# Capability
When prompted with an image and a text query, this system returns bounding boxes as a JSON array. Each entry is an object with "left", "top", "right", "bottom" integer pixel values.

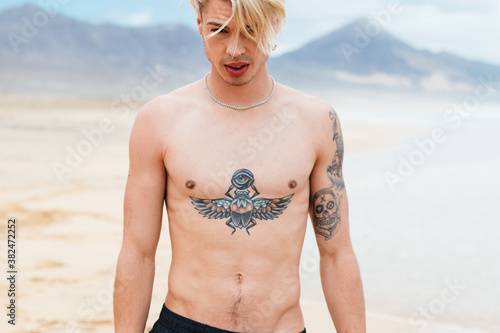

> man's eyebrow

[
  {"left": 206, "top": 21, "right": 226, "bottom": 28},
  {"left": 206, "top": 21, "right": 254, "bottom": 32}
]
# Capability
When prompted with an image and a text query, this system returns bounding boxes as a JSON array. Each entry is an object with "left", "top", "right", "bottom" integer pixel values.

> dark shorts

[{"left": 149, "top": 304, "right": 306, "bottom": 333}]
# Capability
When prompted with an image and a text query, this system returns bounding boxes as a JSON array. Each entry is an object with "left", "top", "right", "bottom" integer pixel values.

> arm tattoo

[
  {"left": 312, "top": 109, "right": 345, "bottom": 241},
  {"left": 312, "top": 188, "right": 342, "bottom": 241},
  {"left": 327, "top": 109, "right": 345, "bottom": 190}
]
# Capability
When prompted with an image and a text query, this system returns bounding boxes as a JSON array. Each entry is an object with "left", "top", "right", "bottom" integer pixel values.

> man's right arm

[{"left": 114, "top": 101, "right": 167, "bottom": 332}]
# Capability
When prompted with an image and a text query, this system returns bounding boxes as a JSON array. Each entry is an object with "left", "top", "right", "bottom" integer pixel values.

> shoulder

[
  {"left": 129, "top": 80, "right": 204, "bottom": 155},
  {"left": 139, "top": 80, "right": 202, "bottom": 119},
  {"left": 133, "top": 80, "right": 204, "bottom": 131},
  {"left": 276, "top": 83, "right": 339, "bottom": 136},
  {"left": 277, "top": 83, "right": 336, "bottom": 118}
]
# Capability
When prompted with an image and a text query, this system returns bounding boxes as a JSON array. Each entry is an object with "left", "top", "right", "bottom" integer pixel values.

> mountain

[
  {"left": 0, "top": 5, "right": 209, "bottom": 95},
  {"left": 1, "top": 6, "right": 499, "bottom": 96},
  {"left": 269, "top": 19, "right": 500, "bottom": 92}
]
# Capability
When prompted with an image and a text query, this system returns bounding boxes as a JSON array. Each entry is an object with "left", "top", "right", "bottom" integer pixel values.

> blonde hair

[{"left": 190, "top": 0, "right": 286, "bottom": 55}]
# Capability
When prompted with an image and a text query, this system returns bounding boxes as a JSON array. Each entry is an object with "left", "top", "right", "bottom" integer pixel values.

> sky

[{"left": 1, "top": 0, "right": 499, "bottom": 66}]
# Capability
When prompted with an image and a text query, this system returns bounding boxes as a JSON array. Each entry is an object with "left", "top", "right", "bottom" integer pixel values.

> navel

[
  {"left": 236, "top": 273, "right": 243, "bottom": 283},
  {"left": 289, "top": 180, "right": 297, "bottom": 189},
  {"left": 185, "top": 180, "right": 196, "bottom": 189}
]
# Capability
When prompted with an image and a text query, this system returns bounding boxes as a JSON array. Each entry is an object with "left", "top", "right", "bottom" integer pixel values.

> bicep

[
  {"left": 122, "top": 105, "right": 166, "bottom": 259},
  {"left": 309, "top": 107, "right": 351, "bottom": 254}
]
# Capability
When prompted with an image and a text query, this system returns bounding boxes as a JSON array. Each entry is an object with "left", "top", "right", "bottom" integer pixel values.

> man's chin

[{"left": 220, "top": 73, "right": 252, "bottom": 87}]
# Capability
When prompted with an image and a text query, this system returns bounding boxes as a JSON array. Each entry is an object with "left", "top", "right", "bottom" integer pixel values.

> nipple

[
  {"left": 289, "top": 180, "right": 297, "bottom": 189},
  {"left": 186, "top": 180, "right": 196, "bottom": 189}
]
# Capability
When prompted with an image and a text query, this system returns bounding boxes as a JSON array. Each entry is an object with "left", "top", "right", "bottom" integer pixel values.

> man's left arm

[{"left": 309, "top": 106, "right": 366, "bottom": 332}]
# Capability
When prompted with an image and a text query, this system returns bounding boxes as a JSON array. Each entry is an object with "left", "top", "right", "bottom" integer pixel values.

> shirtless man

[{"left": 113, "top": 0, "right": 366, "bottom": 332}]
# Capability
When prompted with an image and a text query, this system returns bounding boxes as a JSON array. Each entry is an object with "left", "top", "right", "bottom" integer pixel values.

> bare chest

[{"left": 164, "top": 108, "right": 315, "bottom": 200}]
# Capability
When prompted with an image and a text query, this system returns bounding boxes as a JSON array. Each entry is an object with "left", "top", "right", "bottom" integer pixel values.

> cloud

[
  {"left": 387, "top": 3, "right": 500, "bottom": 65},
  {"left": 334, "top": 71, "right": 413, "bottom": 88},
  {"left": 116, "top": 9, "right": 155, "bottom": 27},
  {"left": 405, "top": 0, "right": 497, "bottom": 13}
]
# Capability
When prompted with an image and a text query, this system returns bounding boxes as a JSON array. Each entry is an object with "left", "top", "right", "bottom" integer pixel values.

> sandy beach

[{"left": 1, "top": 92, "right": 498, "bottom": 332}]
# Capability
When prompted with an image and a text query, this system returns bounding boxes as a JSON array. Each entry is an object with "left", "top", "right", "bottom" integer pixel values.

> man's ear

[{"left": 196, "top": 10, "right": 203, "bottom": 35}]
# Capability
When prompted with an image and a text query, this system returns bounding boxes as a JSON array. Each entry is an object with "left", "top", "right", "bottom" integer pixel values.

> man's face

[{"left": 197, "top": 0, "right": 269, "bottom": 86}]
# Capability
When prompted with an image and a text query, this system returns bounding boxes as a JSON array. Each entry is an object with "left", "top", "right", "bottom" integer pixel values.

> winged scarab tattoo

[{"left": 190, "top": 169, "right": 294, "bottom": 235}]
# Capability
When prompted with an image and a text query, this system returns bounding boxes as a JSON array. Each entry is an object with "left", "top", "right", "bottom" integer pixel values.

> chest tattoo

[{"left": 190, "top": 169, "right": 294, "bottom": 235}]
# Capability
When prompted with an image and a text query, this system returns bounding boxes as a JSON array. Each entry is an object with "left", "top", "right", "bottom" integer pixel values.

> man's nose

[{"left": 226, "top": 34, "right": 245, "bottom": 58}]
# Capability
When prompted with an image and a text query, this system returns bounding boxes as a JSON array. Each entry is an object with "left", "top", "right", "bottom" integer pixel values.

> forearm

[
  {"left": 320, "top": 249, "right": 366, "bottom": 333},
  {"left": 114, "top": 249, "right": 156, "bottom": 333}
]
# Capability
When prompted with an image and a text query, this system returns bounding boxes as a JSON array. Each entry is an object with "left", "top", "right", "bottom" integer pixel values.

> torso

[{"left": 151, "top": 80, "right": 327, "bottom": 332}]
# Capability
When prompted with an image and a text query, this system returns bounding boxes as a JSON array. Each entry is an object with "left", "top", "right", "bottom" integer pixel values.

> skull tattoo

[{"left": 312, "top": 188, "right": 342, "bottom": 240}]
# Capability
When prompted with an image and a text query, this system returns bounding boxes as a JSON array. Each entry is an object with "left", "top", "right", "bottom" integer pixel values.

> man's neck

[{"left": 206, "top": 67, "right": 274, "bottom": 109}]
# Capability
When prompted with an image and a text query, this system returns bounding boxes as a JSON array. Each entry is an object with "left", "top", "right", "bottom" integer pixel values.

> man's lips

[
  {"left": 225, "top": 62, "right": 249, "bottom": 69},
  {"left": 225, "top": 63, "right": 249, "bottom": 76}
]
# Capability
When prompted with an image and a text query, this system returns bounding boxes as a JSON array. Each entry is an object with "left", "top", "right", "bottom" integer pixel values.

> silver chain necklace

[{"left": 204, "top": 73, "right": 276, "bottom": 111}]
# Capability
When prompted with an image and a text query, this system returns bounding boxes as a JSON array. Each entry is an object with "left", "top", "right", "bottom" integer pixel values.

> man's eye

[
  {"left": 211, "top": 29, "right": 227, "bottom": 34},
  {"left": 245, "top": 25, "right": 255, "bottom": 35}
]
